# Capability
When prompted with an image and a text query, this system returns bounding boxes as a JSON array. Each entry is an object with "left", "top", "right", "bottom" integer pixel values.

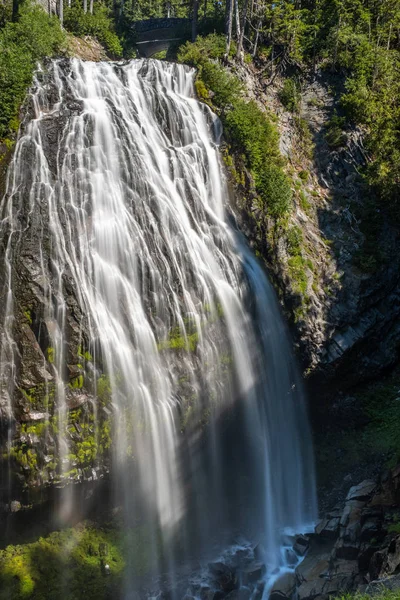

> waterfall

[{"left": 0, "top": 58, "right": 316, "bottom": 597}]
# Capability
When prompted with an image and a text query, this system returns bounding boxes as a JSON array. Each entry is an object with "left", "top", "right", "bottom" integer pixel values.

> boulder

[
  {"left": 369, "top": 536, "right": 400, "bottom": 580},
  {"left": 346, "top": 480, "right": 377, "bottom": 502},
  {"left": 240, "top": 562, "right": 265, "bottom": 585},
  {"left": 293, "top": 535, "right": 310, "bottom": 556},
  {"left": 315, "top": 517, "right": 340, "bottom": 539},
  {"left": 224, "top": 588, "right": 252, "bottom": 600},
  {"left": 208, "top": 562, "right": 237, "bottom": 593},
  {"left": 360, "top": 520, "right": 382, "bottom": 543},
  {"left": 269, "top": 572, "right": 296, "bottom": 600},
  {"left": 334, "top": 539, "right": 360, "bottom": 560},
  {"left": 358, "top": 543, "right": 380, "bottom": 572},
  {"left": 297, "top": 577, "right": 326, "bottom": 600}
]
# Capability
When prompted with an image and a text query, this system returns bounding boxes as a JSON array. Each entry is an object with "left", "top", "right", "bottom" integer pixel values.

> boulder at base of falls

[
  {"left": 208, "top": 562, "right": 238, "bottom": 593},
  {"left": 224, "top": 588, "right": 252, "bottom": 600},
  {"left": 292, "top": 468, "right": 400, "bottom": 599},
  {"left": 269, "top": 572, "right": 296, "bottom": 600}
]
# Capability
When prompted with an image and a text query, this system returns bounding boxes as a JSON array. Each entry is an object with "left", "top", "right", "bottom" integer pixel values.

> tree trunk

[
  {"left": 83, "top": 0, "right": 87, "bottom": 13},
  {"left": 237, "top": 0, "right": 249, "bottom": 59},
  {"left": 89, "top": 0, "right": 93, "bottom": 13},
  {"left": 235, "top": 0, "right": 241, "bottom": 40},
  {"left": 12, "top": 0, "right": 18, "bottom": 21},
  {"left": 252, "top": 18, "right": 262, "bottom": 56},
  {"left": 59, "top": 0, "right": 63, "bottom": 27},
  {"left": 225, "top": 0, "right": 233, "bottom": 56},
  {"left": 333, "top": 13, "right": 342, "bottom": 68},
  {"left": 192, "top": 0, "right": 199, "bottom": 41}
]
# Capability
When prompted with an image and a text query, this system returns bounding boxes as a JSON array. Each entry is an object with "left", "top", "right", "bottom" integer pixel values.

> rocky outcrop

[
  {"left": 295, "top": 467, "right": 400, "bottom": 600},
  {"left": 228, "top": 62, "right": 400, "bottom": 391}
]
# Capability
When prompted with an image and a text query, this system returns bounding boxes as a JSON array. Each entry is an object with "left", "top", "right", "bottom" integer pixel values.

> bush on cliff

[
  {"left": 64, "top": 1, "right": 122, "bottom": 58},
  {"left": 178, "top": 35, "right": 292, "bottom": 220},
  {"left": 0, "top": 3, "right": 65, "bottom": 141}
]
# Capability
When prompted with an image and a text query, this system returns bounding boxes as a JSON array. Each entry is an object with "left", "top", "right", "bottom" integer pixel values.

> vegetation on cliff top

[
  {"left": 0, "top": 2, "right": 65, "bottom": 141},
  {"left": 0, "top": 0, "right": 120, "bottom": 147},
  {"left": 178, "top": 34, "right": 293, "bottom": 221}
]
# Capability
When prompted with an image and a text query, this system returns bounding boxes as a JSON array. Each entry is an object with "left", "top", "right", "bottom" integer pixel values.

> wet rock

[
  {"left": 315, "top": 517, "right": 340, "bottom": 539},
  {"left": 208, "top": 562, "right": 237, "bottom": 593},
  {"left": 334, "top": 538, "right": 360, "bottom": 560},
  {"left": 284, "top": 548, "right": 298, "bottom": 567},
  {"left": 293, "top": 535, "right": 310, "bottom": 556},
  {"left": 296, "top": 549, "right": 331, "bottom": 585},
  {"left": 358, "top": 543, "right": 380, "bottom": 572},
  {"left": 224, "top": 588, "right": 252, "bottom": 600},
  {"left": 360, "top": 506, "right": 383, "bottom": 527},
  {"left": 346, "top": 480, "right": 377, "bottom": 502},
  {"left": 297, "top": 576, "right": 326, "bottom": 600},
  {"left": 269, "top": 572, "right": 296, "bottom": 600},
  {"left": 240, "top": 562, "right": 265, "bottom": 585},
  {"left": 360, "top": 520, "right": 382, "bottom": 542}
]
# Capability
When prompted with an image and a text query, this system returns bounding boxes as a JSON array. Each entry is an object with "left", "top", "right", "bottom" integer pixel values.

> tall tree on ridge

[
  {"left": 237, "top": 0, "right": 249, "bottom": 59},
  {"left": 192, "top": 0, "right": 199, "bottom": 40},
  {"left": 225, "top": 0, "right": 234, "bottom": 55}
]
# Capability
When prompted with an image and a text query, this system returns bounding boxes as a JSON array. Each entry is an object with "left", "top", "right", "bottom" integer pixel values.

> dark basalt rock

[{"left": 294, "top": 468, "right": 400, "bottom": 600}]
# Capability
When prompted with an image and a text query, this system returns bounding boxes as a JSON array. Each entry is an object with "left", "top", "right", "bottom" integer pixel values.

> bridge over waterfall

[{"left": 133, "top": 18, "right": 191, "bottom": 57}]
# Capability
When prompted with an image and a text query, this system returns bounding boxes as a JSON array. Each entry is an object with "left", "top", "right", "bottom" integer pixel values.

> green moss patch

[{"left": 0, "top": 522, "right": 124, "bottom": 600}]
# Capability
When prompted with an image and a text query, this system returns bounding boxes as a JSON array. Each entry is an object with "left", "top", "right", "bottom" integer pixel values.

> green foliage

[
  {"left": 325, "top": 113, "right": 347, "bottom": 149},
  {"left": 225, "top": 100, "right": 280, "bottom": 171},
  {"left": 0, "top": 3, "right": 65, "bottom": 139},
  {"left": 287, "top": 226, "right": 303, "bottom": 255},
  {"left": 157, "top": 326, "right": 199, "bottom": 353},
  {"left": 256, "top": 164, "right": 293, "bottom": 218},
  {"left": 0, "top": 523, "right": 124, "bottom": 600},
  {"left": 201, "top": 61, "right": 243, "bottom": 109},
  {"left": 279, "top": 78, "right": 300, "bottom": 113},
  {"left": 336, "top": 592, "right": 400, "bottom": 600},
  {"left": 178, "top": 35, "right": 291, "bottom": 221},
  {"left": 151, "top": 49, "right": 167, "bottom": 60},
  {"left": 287, "top": 255, "right": 309, "bottom": 296},
  {"left": 177, "top": 33, "right": 229, "bottom": 66},
  {"left": 64, "top": 2, "right": 122, "bottom": 57}
]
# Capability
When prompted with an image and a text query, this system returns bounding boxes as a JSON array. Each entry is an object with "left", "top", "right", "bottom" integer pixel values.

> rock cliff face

[
  {"left": 291, "top": 468, "right": 400, "bottom": 600},
  {"left": 227, "top": 63, "right": 400, "bottom": 394}
]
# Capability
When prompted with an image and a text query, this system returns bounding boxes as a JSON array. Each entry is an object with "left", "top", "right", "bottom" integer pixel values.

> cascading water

[{"left": 0, "top": 58, "right": 317, "bottom": 597}]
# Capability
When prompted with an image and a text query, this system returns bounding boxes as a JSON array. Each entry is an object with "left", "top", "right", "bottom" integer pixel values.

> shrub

[
  {"left": 225, "top": 100, "right": 280, "bottom": 171},
  {"left": 325, "top": 113, "right": 347, "bottom": 149},
  {"left": 64, "top": 2, "right": 122, "bottom": 58},
  {"left": 0, "top": 3, "right": 65, "bottom": 140},
  {"left": 178, "top": 34, "right": 291, "bottom": 222},
  {"left": 287, "top": 226, "right": 303, "bottom": 255},
  {"left": 200, "top": 61, "right": 243, "bottom": 109},
  {"left": 257, "top": 164, "right": 293, "bottom": 218},
  {"left": 177, "top": 33, "right": 234, "bottom": 68},
  {"left": 279, "top": 78, "right": 301, "bottom": 112}
]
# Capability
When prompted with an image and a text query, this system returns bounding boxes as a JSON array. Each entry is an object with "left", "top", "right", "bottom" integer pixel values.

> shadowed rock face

[
  {"left": 294, "top": 467, "right": 400, "bottom": 600},
  {"left": 226, "top": 65, "right": 400, "bottom": 396}
]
